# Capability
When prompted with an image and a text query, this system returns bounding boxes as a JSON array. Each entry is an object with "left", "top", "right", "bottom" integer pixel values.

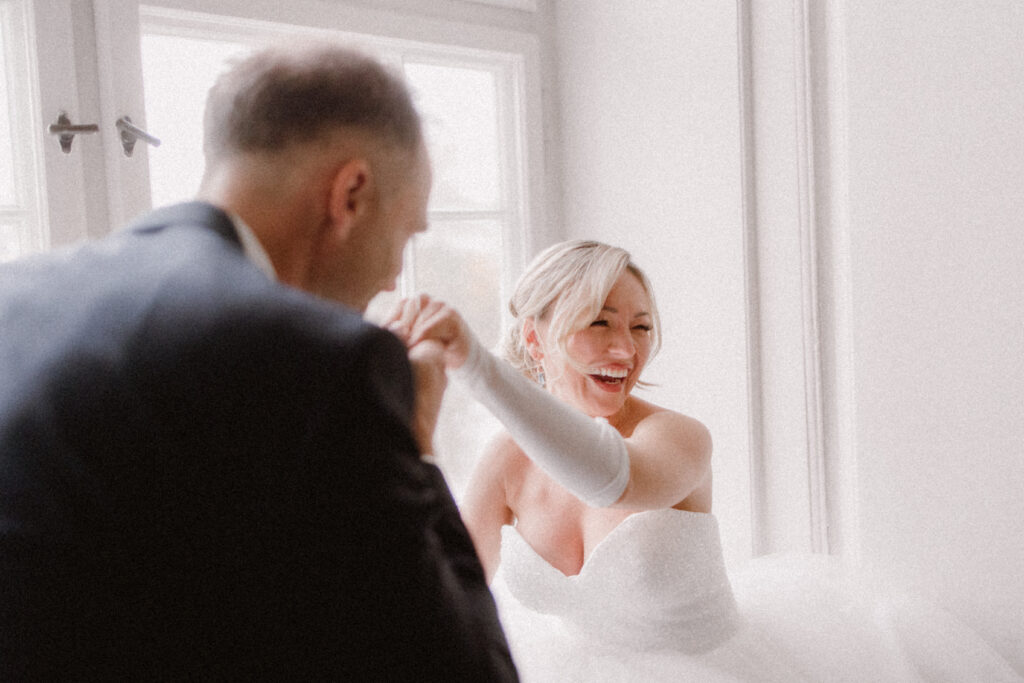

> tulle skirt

[{"left": 491, "top": 554, "right": 1022, "bottom": 682}]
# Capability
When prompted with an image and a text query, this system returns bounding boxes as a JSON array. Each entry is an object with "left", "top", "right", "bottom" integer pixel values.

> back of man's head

[{"left": 202, "top": 42, "right": 422, "bottom": 165}]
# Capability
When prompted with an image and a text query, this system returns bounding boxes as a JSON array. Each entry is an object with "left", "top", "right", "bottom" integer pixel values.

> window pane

[
  {"left": 0, "top": 11, "right": 15, "bottom": 206},
  {"left": 411, "top": 219, "right": 505, "bottom": 497},
  {"left": 412, "top": 218, "right": 503, "bottom": 349},
  {"left": 404, "top": 62, "right": 502, "bottom": 213},
  {"left": 141, "top": 34, "right": 252, "bottom": 208}
]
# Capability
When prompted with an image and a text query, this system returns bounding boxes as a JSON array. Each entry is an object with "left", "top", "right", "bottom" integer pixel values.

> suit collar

[
  {"left": 129, "top": 201, "right": 279, "bottom": 281},
  {"left": 128, "top": 201, "right": 241, "bottom": 248},
  {"left": 226, "top": 212, "right": 277, "bottom": 281}
]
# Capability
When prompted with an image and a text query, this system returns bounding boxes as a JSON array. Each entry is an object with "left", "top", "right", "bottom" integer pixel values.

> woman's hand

[{"left": 383, "top": 294, "right": 474, "bottom": 370}]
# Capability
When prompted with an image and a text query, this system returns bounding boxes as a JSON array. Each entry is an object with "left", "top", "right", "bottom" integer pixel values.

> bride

[{"left": 387, "top": 240, "right": 1020, "bottom": 682}]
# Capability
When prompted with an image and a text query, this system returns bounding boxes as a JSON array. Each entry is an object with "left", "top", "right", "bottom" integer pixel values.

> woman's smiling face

[{"left": 530, "top": 270, "right": 654, "bottom": 418}]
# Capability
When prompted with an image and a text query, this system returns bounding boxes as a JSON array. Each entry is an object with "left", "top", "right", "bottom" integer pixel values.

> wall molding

[
  {"left": 791, "top": 0, "right": 830, "bottom": 554},
  {"left": 737, "top": 0, "right": 850, "bottom": 556},
  {"left": 807, "top": 0, "right": 860, "bottom": 562},
  {"left": 736, "top": 0, "right": 768, "bottom": 557}
]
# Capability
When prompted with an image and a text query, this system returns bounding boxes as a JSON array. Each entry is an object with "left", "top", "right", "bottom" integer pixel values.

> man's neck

[{"left": 197, "top": 163, "right": 323, "bottom": 290}]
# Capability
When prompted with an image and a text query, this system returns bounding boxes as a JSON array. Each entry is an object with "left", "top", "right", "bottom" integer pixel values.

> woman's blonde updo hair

[{"left": 501, "top": 240, "right": 662, "bottom": 382}]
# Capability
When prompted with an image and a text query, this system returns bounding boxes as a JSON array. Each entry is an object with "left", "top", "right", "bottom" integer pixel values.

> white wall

[
  {"left": 841, "top": 1, "right": 1024, "bottom": 667},
  {"left": 553, "top": 0, "right": 752, "bottom": 565},
  {"left": 553, "top": 0, "right": 1024, "bottom": 669}
]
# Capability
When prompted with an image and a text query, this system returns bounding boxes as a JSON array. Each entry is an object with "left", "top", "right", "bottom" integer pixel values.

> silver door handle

[
  {"left": 48, "top": 112, "right": 99, "bottom": 154},
  {"left": 115, "top": 116, "right": 161, "bottom": 157}
]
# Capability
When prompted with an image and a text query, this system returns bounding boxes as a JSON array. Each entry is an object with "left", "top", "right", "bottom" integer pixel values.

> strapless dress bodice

[{"left": 495, "top": 509, "right": 739, "bottom": 653}]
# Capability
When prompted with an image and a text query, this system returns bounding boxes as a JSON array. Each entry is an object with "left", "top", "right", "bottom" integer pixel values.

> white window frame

[
  {"left": 99, "top": 0, "right": 546, "bottom": 306},
  {"left": 5, "top": 0, "right": 100, "bottom": 256},
  {"left": 0, "top": 0, "right": 47, "bottom": 258}
]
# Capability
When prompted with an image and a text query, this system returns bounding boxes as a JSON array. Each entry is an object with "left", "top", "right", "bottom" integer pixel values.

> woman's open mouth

[{"left": 587, "top": 366, "right": 630, "bottom": 390}]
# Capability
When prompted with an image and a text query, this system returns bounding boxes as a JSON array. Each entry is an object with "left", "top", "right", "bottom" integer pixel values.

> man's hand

[
  {"left": 407, "top": 339, "right": 447, "bottom": 457},
  {"left": 383, "top": 294, "right": 480, "bottom": 456}
]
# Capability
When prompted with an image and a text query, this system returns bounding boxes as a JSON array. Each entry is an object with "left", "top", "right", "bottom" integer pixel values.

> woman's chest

[{"left": 510, "top": 470, "right": 634, "bottom": 575}]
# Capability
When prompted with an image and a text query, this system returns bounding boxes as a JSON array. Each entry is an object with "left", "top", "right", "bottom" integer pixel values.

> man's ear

[
  {"left": 326, "top": 158, "right": 373, "bottom": 241},
  {"left": 523, "top": 318, "right": 544, "bottom": 361}
]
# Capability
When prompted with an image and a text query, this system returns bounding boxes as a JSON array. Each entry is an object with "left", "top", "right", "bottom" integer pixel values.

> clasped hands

[{"left": 383, "top": 293, "right": 474, "bottom": 369}]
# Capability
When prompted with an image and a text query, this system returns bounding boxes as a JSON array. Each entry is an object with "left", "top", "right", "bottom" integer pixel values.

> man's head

[
  {"left": 202, "top": 43, "right": 422, "bottom": 162},
  {"left": 199, "top": 42, "right": 431, "bottom": 311}
]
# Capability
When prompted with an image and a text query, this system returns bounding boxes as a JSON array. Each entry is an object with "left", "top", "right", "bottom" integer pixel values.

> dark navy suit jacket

[{"left": 0, "top": 202, "right": 516, "bottom": 681}]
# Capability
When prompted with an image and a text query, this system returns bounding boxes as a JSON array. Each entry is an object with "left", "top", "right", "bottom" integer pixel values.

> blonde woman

[{"left": 387, "top": 240, "right": 1019, "bottom": 682}]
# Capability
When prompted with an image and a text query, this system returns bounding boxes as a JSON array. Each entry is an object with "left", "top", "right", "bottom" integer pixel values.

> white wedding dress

[{"left": 490, "top": 508, "right": 1021, "bottom": 682}]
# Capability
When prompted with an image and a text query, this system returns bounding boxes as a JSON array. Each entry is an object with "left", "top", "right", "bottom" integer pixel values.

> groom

[{"left": 0, "top": 43, "right": 516, "bottom": 680}]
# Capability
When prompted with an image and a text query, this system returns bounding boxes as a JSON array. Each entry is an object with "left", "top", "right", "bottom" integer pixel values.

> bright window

[{"left": 141, "top": 33, "right": 247, "bottom": 210}]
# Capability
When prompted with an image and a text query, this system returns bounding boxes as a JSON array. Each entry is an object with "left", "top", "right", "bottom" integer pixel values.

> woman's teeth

[
  {"left": 590, "top": 367, "right": 629, "bottom": 378},
  {"left": 589, "top": 367, "right": 629, "bottom": 383}
]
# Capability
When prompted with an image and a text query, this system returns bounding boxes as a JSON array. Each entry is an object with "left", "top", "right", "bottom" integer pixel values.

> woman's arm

[
  {"left": 460, "top": 434, "right": 516, "bottom": 583},
  {"left": 385, "top": 295, "right": 710, "bottom": 511},
  {"left": 457, "top": 338, "right": 711, "bottom": 511},
  {"left": 616, "top": 409, "right": 712, "bottom": 510}
]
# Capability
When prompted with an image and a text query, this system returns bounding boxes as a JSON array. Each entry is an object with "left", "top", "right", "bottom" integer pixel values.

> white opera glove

[{"left": 450, "top": 334, "right": 630, "bottom": 508}]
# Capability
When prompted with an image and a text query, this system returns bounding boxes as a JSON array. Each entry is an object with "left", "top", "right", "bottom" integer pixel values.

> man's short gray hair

[{"left": 203, "top": 42, "right": 422, "bottom": 161}]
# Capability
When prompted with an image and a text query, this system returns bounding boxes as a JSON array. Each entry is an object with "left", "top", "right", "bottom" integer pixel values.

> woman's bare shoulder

[{"left": 629, "top": 398, "right": 712, "bottom": 452}]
